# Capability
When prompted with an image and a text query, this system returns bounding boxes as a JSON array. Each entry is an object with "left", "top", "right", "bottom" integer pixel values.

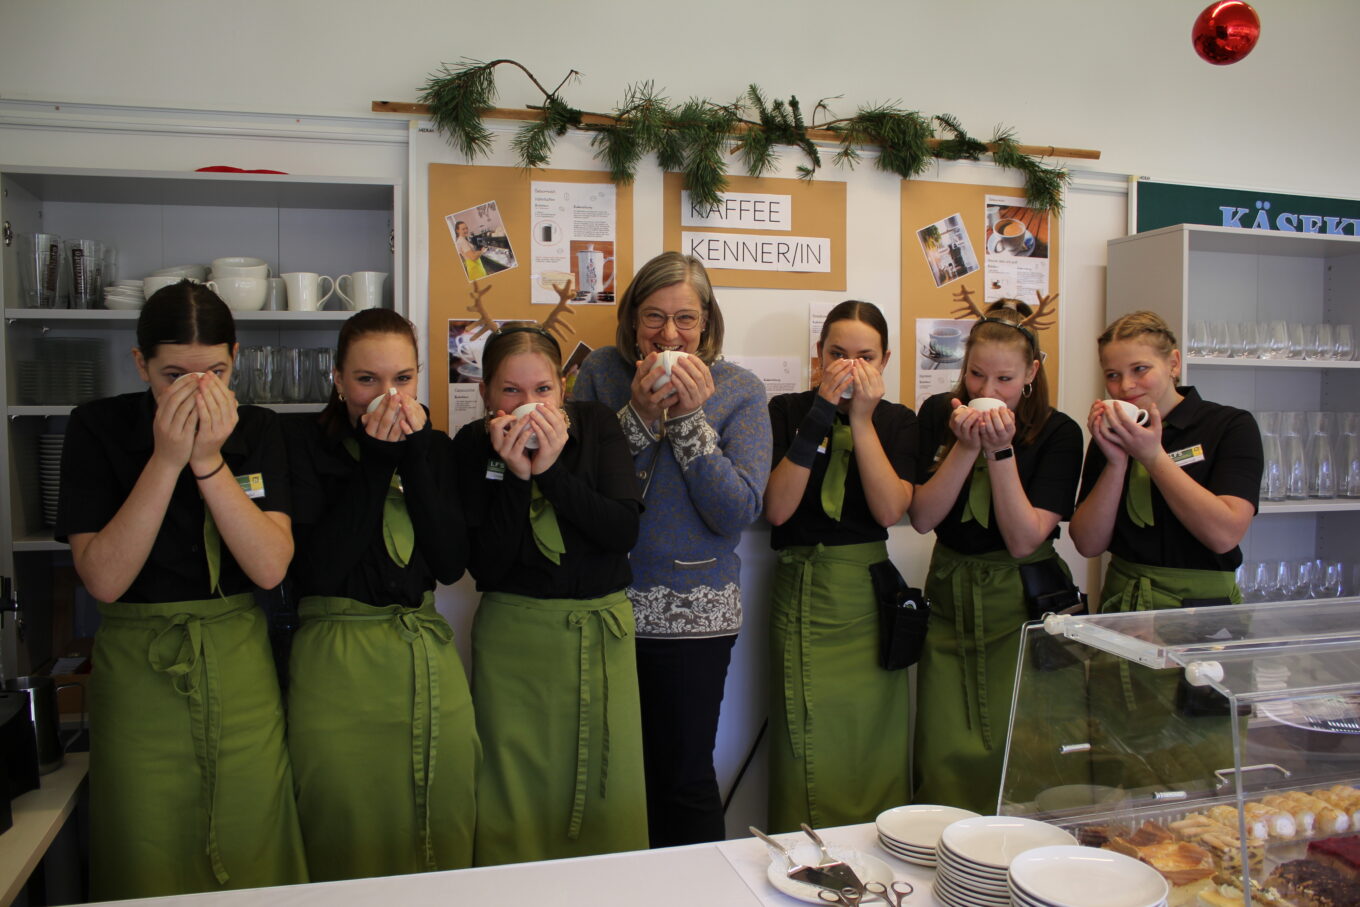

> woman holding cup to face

[
  {"left": 907, "top": 299, "right": 1083, "bottom": 814},
  {"left": 55, "top": 280, "right": 306, "bottom": 899},
  {"left": 283, "top": 309, "right": 479, "bottom": 880},
  {"left": 571, "top": 253, "right": 771, "bottom": 847},
  {"left": 763, "top": 300, "right": 916, "bottom": 831},
  {"left": 452, "top": 323, "right": 647, "bottom": 864},
  {"left": 1069, "top": 312, "right": 1262, "bottom": 786}
]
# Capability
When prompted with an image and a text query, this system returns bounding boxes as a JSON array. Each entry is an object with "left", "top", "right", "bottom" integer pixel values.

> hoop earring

[
  {"left": 1022, "top": 383, "right": 1033, "bottom": 398},
  {"left": 337, "top": 389, "right": 346, "bottom": 402}
]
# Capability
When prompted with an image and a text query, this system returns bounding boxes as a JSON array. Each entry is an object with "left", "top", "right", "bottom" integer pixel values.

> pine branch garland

[{"left": 419, "top": 59, "right": 1070, "bottom": 211}]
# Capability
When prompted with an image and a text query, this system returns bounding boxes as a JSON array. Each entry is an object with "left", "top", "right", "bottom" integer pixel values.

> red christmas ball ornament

[{"left": 1192, "top": 1, "right": 1261, "bottom": 65}]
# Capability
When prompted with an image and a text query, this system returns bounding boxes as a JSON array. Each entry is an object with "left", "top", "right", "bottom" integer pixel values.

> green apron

[
  {"left": 471, "top": 589, "right": 648, "bottom": 865},
  {"left": 912, "top": 541, "right": 1071, "bottom": 815},
  {"left": 1089, "top": 556, "right": 1242, "bottom": 794},
  {"left": 768, "top": 541, "right": 910, "bottom": 832},
  {"left": 287, "top": 592, "right": 480, "bottom": 880},
  {"left": 90, "top": 594, "right": 307, "bottom": 901}
]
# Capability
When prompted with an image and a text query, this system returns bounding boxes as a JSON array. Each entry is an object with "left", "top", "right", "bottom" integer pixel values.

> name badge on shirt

[
  {"left": 486, "top": 458, "right": 507, "bottom": 481},
  {"left": 1169, "top": 445, "right": 1205, "bottom": 468},
  {"left": 236, "top": 473, "right": 265, "bottom": 499}
]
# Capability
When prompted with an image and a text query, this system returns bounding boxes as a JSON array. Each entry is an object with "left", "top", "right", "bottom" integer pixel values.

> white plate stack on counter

[
  {"left": 1008, "top": 845, "right": 1169, "bottom": 907},
  {"left": 874, "top": 804, "right": 978, "bottom": 868},
  {"left": 932, "top": 816, "right": 1077, "bottom": 907}
]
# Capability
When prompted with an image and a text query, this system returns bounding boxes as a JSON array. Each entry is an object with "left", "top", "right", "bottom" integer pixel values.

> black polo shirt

[
  {"left": 285, "top": 413, "right": 467, "bottom": 608},
  {"left": 55, "top": 391, "right": 291, "bottom": 602},
  {"left": 451, "top": 400, "right": 641, "bottom": 599},
  {"left": 914, "top": 392, "right": 1083, "bottom": 555},
  {"left": 1078, "top": 387, "right": 1262, "bottom": 571},
  {"left": 768, "top": 390, "right": 917, "bottom": 549}
]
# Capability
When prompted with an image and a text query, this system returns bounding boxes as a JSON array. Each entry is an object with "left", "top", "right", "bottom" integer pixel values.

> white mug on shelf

[
  {"left": 336, "top": 271, "right": 388, "bottom": 310},
  {"left": 283, "top": 272, "right": 335, "bottom": 312},
  {"left": 206, "top": 276, "right": 268, "bottom": 312}
]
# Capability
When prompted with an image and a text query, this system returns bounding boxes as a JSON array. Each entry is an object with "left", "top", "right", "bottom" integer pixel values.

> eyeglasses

[{"left": 639, "top": 310, "right": 704, "bottom": 331}]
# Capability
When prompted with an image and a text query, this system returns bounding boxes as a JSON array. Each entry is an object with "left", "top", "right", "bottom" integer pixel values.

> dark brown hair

[
  {"left": 817, "top": 299, "right": 890, "bottom": 354},
  {"left": 614, "top": 252, "right": 725, "bottom": 365},
  {"left": 318, "top": 308, "right": 421, "bottom": 436},
  {"left": 136, "top": 279, "right": 236, "bottom": 360},
  {"left": 947, "top": 299, "right": 1052, "bottom": 449}
]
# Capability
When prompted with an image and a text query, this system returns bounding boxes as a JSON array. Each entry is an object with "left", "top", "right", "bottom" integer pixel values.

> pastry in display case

[{"left": 999, "top": 600, "right": 1360, "bottom": 905}]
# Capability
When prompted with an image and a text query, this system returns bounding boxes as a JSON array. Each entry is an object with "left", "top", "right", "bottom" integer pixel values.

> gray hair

[{"left": 613, "top": 252, "right": 725, "bottom": 365}]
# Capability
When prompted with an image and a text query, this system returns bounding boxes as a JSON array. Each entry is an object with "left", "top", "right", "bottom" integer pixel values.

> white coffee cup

[
  {"left": 993, "top": 218, "right": 1031, "bottom": 254},
  {"left": 206, "top": 275, "right": 268, "bottom": 311},
  {"left": 838, "top": 358, "right": 857, "bottom": 399},
  {"left": 366, "top": 387, "right": 399, "bottom": 414},
  {"left": 1104, "top": 398, "right": 1150, "bottom": 425},
  {"left": 283, "top": 272, "right": 335, "bottom": 312},
  {"left": 969, "top": 396, "right": 1008, "bottom": 412},
  {"left": 511, "top": 402, "right": 542, "bottom": 449},
  {"left": 652, "top": 350, "right": 687, "bottom": 391},
  {"left": 927, "top": 327, "right": 963, "bottom": 360},
  {"left": 337, "top": 271, "right": 388, "bottom": 310},
  {"left": 211, "top": 257, "right": 269, "bottom": 280}
]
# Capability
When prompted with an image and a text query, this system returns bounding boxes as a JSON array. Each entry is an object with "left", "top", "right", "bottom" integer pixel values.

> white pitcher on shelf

[{"left": 575, "top": 245, "right": 614, "bottom": 302}]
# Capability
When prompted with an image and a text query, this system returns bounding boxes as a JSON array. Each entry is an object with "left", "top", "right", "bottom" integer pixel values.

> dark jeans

[{"left": 636, "top": 634, "right": 737, "bottom": 848}]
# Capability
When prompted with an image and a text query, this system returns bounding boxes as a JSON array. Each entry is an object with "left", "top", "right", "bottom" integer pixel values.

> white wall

[{"left": 1, "top": 0, "right": 1355, "bottom": 836}]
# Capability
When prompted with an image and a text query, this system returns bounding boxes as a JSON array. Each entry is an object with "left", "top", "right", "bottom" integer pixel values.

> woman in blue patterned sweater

[{"left": 573, "top": 252, "right": 772, "bottom": 846}]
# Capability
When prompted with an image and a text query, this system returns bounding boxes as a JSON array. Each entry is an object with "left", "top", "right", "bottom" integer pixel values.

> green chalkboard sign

[{"left": 1135, "top": 180, "right": 1360, "bottom": 237}]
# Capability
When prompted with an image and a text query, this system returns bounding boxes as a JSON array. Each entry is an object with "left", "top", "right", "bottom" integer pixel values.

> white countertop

[{"left": 86, "top": 821, "right": 943, "bottom": 906}]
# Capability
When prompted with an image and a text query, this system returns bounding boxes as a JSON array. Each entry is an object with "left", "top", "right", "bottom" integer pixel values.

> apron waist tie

[
  {"left": 931, "top": 557, "right": 999, "bottom": 751},
  {"left": 565, "top": 607, "right": 629, "bottom": 840},
  {"left": 140, "top": 603, "right": 251, "bottom": 886},
  {"left": 1110, "top": 575, "right": 1154, "bottom": 712},
  {"left": 299, "top": 594, "right": 452, "bottom": 871}
]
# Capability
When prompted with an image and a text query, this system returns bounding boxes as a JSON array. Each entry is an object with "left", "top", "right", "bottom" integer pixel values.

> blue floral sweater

[{"left": 572, "top": 346, "right": 772, "bottom": 637}]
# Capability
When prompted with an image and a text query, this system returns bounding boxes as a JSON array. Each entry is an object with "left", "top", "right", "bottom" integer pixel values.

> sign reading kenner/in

[
  {"left": 1136, "top": 180, "right": 1360, "bottom": 236},
  {"left": 680, "top": 190, "right": 832, "bottom": 273}
]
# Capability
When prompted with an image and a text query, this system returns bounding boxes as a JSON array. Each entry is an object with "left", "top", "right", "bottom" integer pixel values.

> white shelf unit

[
  {"left": 0, "top": 165, "right": 401, "bottom": 677},
  {"left": 1106, "top": 223, "right": 1360, "bottom": 571}
]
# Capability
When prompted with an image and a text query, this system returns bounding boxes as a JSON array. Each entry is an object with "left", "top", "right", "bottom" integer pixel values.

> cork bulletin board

[
  {"left": 662, "top": 172, "right": 846, "bottom": 290},
  {"left": 900, "top": 180, "right": 1062, "bottom": 408},
  {"left": 427, "top": 163, "right": 634, "bottom": 432}
]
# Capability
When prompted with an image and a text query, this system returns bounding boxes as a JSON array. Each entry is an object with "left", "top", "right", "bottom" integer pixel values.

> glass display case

[{"left": 1001, "top": 600, "right": 1360, "bottom": 905}]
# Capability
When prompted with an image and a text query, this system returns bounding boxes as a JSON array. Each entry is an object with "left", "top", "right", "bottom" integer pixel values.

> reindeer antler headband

[
  {"left": 949, "top": 286, "right": 1058, "bottom": 354},
  {"left": 465, "top": 277, "right": 578, "bottom": 355}
]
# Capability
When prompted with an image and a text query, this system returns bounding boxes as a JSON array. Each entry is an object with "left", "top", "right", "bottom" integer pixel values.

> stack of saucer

[
  {"left": 1008, "top": 845, "right": 1168, "bottom": 907},
  {"left": 39, "top": 433, "right": 64, "bottom": 526},
  {"left": 874, "top": 804, "right": 978, "bottom": 868},
  {"left": 934, "top": 816, "right": 1076, "bottom": 907},
  {"left": 104, "top": 280, "right": 146, "bottom": 310}
]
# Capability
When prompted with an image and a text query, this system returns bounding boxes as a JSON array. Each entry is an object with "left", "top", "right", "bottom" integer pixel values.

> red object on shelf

[{"left": 195, "top": 165, "right": 289, "bottom": 174}]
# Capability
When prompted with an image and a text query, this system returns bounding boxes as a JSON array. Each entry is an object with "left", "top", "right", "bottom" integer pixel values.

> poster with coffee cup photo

[
  {"left": 915, "top": 317, "right": 972, "bottom": 400},
  {"left": 984, "top": 195, "right": 1050, "bottom": 302}
]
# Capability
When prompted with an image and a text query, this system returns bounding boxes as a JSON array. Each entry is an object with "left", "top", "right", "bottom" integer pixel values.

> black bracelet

[{"left": 194, "top": 459, "right": 228, "bottom": 481}]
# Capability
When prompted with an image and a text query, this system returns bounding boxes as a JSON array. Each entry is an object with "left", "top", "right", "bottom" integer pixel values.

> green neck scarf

[
  {"left": 819, "top": 419, "right": 855, "bottom": 521},
  {"left": 1126, "top": 460, "right": 1155, "bottom": 528},
  {"left": 344, "top": 437, "right": 414, "bottom": 567},
  {"left": 960, "top": 454, "right": 991, "bottom": 529},
  {"left": 203, "top": 509, "right": 225, "bottom": 599},
  {"left": 529, "top": 482, "right": 566, "bottom": 565}
]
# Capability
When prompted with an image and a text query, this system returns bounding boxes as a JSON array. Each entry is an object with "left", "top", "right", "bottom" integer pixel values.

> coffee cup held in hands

[
  {"left": 366, "top": 387, "right": 399, "bottom": 415},
  {"left": 651, "top": 350, "right": 687, "bottom": 391},
  {"left": 511, "top": 402, "right": 542, "bottom": 449},
  {"left": 1104, "top": 398, "right": 1150, "bottom": 426},
  {"left": 839, "top": 359, "right": 857, "bottom": 399},
  {"left": 968, "top": 396, "right": 1007, "bottom": 413}
]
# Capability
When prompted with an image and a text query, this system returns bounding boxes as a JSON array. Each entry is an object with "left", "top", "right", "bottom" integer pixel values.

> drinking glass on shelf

[
  {"left": 1281, "top": 412, "right": 1308, "bottom": 500},
  {"left": 1312, "top": 560, "right": 1344, "bottom": 599},
  {"left": 1287, "top": 322, "right": 1307, "bottom": 359},
  {"left": 231, "top": 347, "right": 254, "bottom": 404},
  {"left": 282, "top": 348, "right": 307, "bottom": 403},
  {"left": 1226, "top": 322, "right": 1247, "bottom": 358},
  {"left": 1342, "top": 413, "right": 1360, "bottom": 498},
  {"left": 1207, "top": 321, "right": 1230, "bottom": 358},
  {"left": 1253, "top": 561, "right": 1280, "bottom": 602},
  {"left": 1262, "top": 321, "right": 1289, "bottom": 360},
  {"left": 1308, "top": 323, "right": 1335, "bottom": 361},
  {"left": 1186, "top": 320, "right": 1208, "bottom": 357},
  {"left": 1335, "top": 324, "right": 1356, "bottom": 361},
  {"left": 1239, "top": 322, "right": 1262, "bottom": 358},
  {"left": 1259, "top": 414, "right": 1286, "bottom": 502},
  {"left": 1278, "top": 560, "right": 1312, "bottom": 601},
  {"left": 1308, "top": 412, "right": 1336, "bottom": 498},
  {"left": 1235, "top": 564, "right": 1256, "bottom": 602},
  {"left": 312, "top": 348, "right": 336, "bottom": 403}
]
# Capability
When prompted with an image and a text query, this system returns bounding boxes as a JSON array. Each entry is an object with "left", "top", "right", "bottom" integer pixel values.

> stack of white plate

[
  {"left": 1008, "top": 845, "right": 1169, "bottom": 907},
  {"left": 875, "top": 804, "right": 978, "bottom": 867},
  {"left": 39, "top": 433, "right": 64, "bottom": 526},
  {"left": 933, "top": 816, "right": 1077, "bottom": 907},
  {"left": 104, "top": 280, "right": 146, "bottom": 310}
]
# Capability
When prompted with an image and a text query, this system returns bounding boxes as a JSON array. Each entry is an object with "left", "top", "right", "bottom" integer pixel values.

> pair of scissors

[{"left": 816, "top": 880, "right": 913, "bottom": 906}]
